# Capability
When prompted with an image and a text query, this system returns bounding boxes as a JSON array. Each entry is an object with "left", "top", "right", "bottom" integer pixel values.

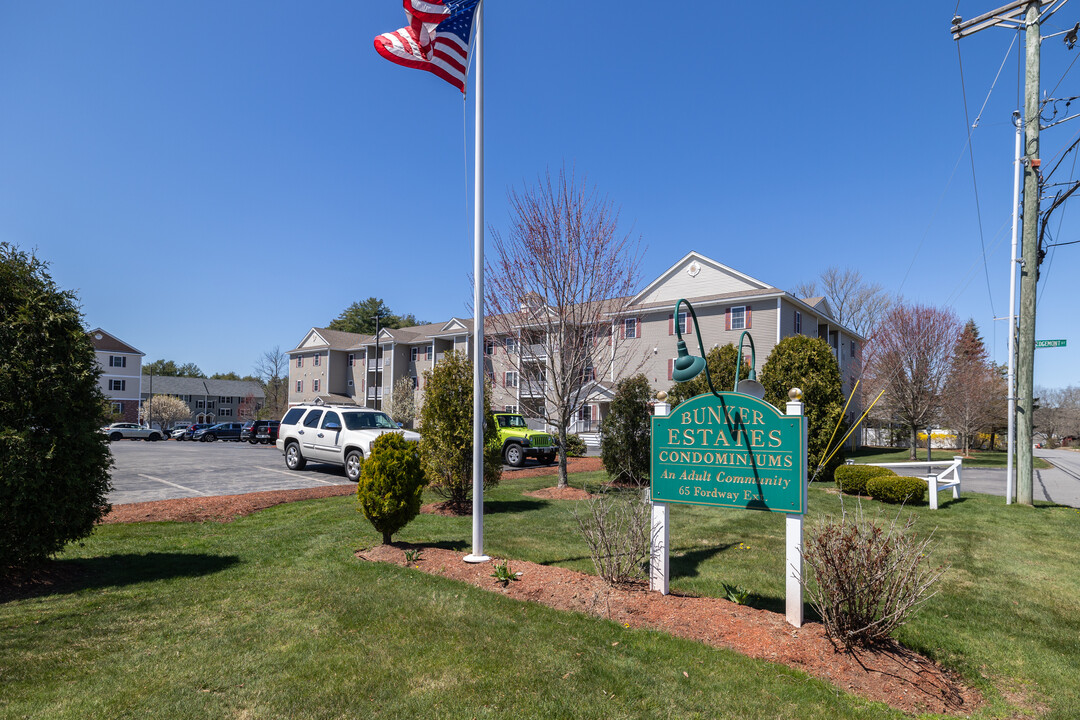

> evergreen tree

[
  {"left": 759, "top": 335, "right": 848, "bottom": 482},
  {"left": 666, "top": 343, "right": 752, "bottom": 407},
  {"left": 600, "top": 374, "right": 652, "bottom": 486},
  {"left": 0, "top": 244, "right": 113, "bottom": 567},
  {"left": 328, "top": 297, "right": 421, "bottom": 335},
  {"left": 942, "top": 320, "right": 1002, "bottom": 454},
  {"left": 357, "top": 432, "right": 426, "bottom": 544}
]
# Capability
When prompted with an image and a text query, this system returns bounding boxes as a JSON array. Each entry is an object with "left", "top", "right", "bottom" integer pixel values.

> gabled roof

[
  {"left": 627, "top": 251, "right": 773, "bottom": 308},
  {"left": 88, "top": 328, "right": 144, "bottom": 355},
  {"left": 142, "top": 376, "right": 265, "bottom": 398},
  {"left": 289, "top": 327, "right": 371, "bottom": 354},
  {"left": 801, "top": 297, "right": 835, "bottom": 321}
]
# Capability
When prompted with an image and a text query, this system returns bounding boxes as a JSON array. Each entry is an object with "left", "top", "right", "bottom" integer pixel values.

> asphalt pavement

[
  {"left": 106, "top": 439, "right": 352, "bottom": 505},
  {"left": 949, "top": 448, "right": 1080, "bottom": 508}
]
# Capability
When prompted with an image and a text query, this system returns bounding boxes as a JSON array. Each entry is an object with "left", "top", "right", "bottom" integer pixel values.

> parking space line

[
  {"left": 254, "top": 466, "right": 344, "bottom": 485},
  {"left": 137, "top": 474, "right": 207, "bottom": 496}
]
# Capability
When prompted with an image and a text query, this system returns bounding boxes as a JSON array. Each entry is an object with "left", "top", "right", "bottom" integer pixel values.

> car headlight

[{"left": 520, "top": 437, "right": 531, "bottom": 447}]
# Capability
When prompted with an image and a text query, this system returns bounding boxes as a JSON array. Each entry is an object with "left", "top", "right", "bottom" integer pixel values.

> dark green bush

[
  {"left": 357, "top": 432, "right": 426, "bottom": 544},
  {"left": 866, "top": 475, "right": 927, "bottom": 505},
  {"left": 1, "top": 244, "right": 113, "bottom": 569},
  {"left": 563, "top": 433, "right": 587, "bottom": 458},
  {"left": 834, "top": 465, "right": 896, "bottom": 496},
  {"left": 600, "top": 374, "right": 652, "bottom": 486}
]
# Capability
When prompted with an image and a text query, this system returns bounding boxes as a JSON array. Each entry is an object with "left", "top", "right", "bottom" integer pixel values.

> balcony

[
  {"left": 520, "top": 380, "right": 547, "bottom": 398},
  {"left": 520, "top": 343, "right": 547, "bottom": 361}
]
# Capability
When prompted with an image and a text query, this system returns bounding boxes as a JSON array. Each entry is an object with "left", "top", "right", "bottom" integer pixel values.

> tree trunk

[
  {"left": 557, "top": 424, "right": 569, "bottom": 489},
  {"left": 383, "top": 531, "right": 393, "bottom": 545},
  {"left": 909, "top": 426, "right": 918, "bottom": 461}
]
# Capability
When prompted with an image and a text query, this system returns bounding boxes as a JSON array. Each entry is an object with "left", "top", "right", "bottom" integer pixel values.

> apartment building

[
  {"left": 286, "top": 252, "right": 863, "bottom": 445},
  {"left": 89, "top": 328, "right": 144, "bottom": 422},
  {"left": 140, "top": 376, "right": 265, "bottom": 425}
]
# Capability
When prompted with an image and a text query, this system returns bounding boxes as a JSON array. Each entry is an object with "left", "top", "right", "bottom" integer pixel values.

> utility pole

[
  {"left": 952, "top": 0, "right": 1054, "bottom": 506},
  {"left": 1017, "top": 1, "right": 1040, "bottom": 506}
]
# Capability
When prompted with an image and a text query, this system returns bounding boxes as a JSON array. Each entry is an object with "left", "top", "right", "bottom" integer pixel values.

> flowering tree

[
  {"left": 140, "top": 394, "right": 191, "bottom": 433},
  {"left": 865, "top": 303, "right": 961, "bottom": 459}
]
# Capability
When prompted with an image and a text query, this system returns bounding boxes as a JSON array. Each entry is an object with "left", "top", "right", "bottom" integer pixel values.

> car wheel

[
  {"left": 109, "top": 432, "right": 122, "bottom": 441},
  {"left": 543, "top": 452, "right": 556, "bottom": 465},
  {"left": 504, "top": 444, "right": 525, "bottom": 468},
  {"left": 345, "top": 450, "right": 364, "bottom": 482},
  {"left": 248, "top": 438, "right": 258, "bottom": 444},
  {"left": 285, "top": 442, "right": 306, "bottom": 471},
  {"left": 204, "top": 433, "right": 216, "bottom": 442},
  {"left": 148, "top": 433, "right": 161, "bottom": 441}
]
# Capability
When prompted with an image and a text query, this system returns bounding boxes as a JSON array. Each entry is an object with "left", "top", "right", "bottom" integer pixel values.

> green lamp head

[{"left": 671, "top": 339, "right": 706, "bottom": 382}]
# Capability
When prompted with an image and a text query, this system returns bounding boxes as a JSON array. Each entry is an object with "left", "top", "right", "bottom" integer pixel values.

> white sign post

[
  {"left": 785, "top": 396, "right": 807, "bottom": 628},
  {"left": 650, "top": 400, "right": 671, "bottom": 595}
]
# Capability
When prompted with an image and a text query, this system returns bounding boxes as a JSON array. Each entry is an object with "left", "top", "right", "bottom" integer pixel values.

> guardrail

[{"left": 863, "top": 456, "right": 963, "bottom": 509}]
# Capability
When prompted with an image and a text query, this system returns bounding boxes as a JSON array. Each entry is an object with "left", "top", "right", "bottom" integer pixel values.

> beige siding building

[
  {"left": 286, "top": 252, "right": 863, "bottom": 447},
  {"left": 89, "top": 328, "right": 144, "bottom": 422}
]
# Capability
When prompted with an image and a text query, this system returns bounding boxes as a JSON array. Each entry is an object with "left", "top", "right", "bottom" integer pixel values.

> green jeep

[{"left": 494, "top": 413, "right": 556, "bottom": 467}]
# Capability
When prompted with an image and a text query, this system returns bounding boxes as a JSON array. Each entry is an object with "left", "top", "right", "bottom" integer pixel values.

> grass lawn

[
  {"left": 2, "top": 473, "right": 1079, "bottom": 719},
  {"left": 847, "top": 445, "right": 1052, "bottom": 469}
]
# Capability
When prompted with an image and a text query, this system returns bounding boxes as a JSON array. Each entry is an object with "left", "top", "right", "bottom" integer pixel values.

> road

[
  {"left": 107, "top": 439, "right": 353, "bottom": 505},
  {"left": 955, "top": 448, "right": 1080, "bottom": 508}
]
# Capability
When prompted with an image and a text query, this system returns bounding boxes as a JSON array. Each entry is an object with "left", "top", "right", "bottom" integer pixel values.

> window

[
  {"left": 505, "top": 337, "right": 518, "bottom": 354},
  {"left": 109, "top": 355, "right": 126, "bottom": 368},
  {"left": 411, "top": 376, "right": 418, "bottom": 390},
  {"left": 623, "top": 318, "right": 638, "bottom": 339},
  {"left": 321, "top": 412, "right": 340, "bottom": 429},
  {"left": 111, "top": 402, "right": 123, "bottom": 414},
  {"left": 220, "top": 407, "right": 233, "bottom": 417},
  {"left": 348, "top": 353, "right": 355, "bottom": 366},
  {"left": 425, "top": 345, "right": 433, "bottom": 360},
  {"left": 730, "top": 306, "right": 746, "bottom": 330},
  {"left": 794, "top": 311, "right": 802, "bottom": 334},
  {"left": 411, "top": 347, "right": 419, "bottom": 362},
  {"left": 313, "top": 353, "right": 321, "bottom": 367},
  {"left": 296, "top": 356, "right": 303, "bottom": 368},
  {"left": 296, "top": 380, "right": 303, "bottom": 393},
  {"left": 219, "top": 397, "right": 229, "bottom": 404},
  {"left": 668, "top": 312, "right": 689, "bottom": 335},
  {"left": 196, "top": 400, "right": 205, "bottom": 409},
  {"left": 851, "top": 341, "right": 857, "bottom": 359},
  {"left": 302, "top": 410, "right": 323, "bottom": 428},
  {"left": 504, "top": 405, "right": 518, "bottom": 414},
  {"left": 505, "top": 371, "right": 519, "bottom": 388},
  {"left": 668, "top": 358, "right": 675, "bottom": 381},
  {"left": 109, "top": 379, "right": 126, "bottom": 391},
  {"left": 183, "top": 395, "right": 191, "bottom": 402},
  {"left": 313, "top": 379, "right": 320, "bottom": 392},
  {"left": 207, "top": 401, "right": 215, "bottom": 409},
  {"left": 581, "top": 364, "right": 595, "bottom": 382}
]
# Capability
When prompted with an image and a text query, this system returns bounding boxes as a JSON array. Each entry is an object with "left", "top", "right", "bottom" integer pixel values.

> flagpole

[{"left": 464, "top": 0, "right": 489, "bottom": 564}]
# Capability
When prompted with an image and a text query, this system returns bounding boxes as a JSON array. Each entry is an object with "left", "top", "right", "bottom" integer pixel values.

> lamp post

[{"left": 371, "top": 314, "right": 382, "bottom": 410}]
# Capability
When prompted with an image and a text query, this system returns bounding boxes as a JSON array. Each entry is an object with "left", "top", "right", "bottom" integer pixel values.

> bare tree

[
  {"left": 865, "top": 303, "right": 961, "bottom": 459},
  {"left": 1034, "top": 386, "right": 1080, "bottom": 448},
  {"left": 941, "top": 321, "right": 1004, "bottom": 454},
  {"left": 795, "top": 267, "right": 893, "bottom": 339},
  {"left": 486, "top": 166, "right": 646, "bottom": 488},
  {"left": 255, "top": 346, "right": 289, "bottom": 418}
]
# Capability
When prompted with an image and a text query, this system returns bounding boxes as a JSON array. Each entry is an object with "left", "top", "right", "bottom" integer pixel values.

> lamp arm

[
  {"left": 735, "top": 330, "right": 757, "bottom": 391},
  {"left": 675, "top": 299, "right": 721, "bottom": 399}
]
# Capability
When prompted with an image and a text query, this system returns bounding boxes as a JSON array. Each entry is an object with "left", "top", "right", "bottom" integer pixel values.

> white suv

[{"left": 276, "top": 404, "right": 420, "bottom": 481}]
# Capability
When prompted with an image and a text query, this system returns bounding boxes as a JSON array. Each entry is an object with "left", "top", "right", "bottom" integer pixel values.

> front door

[{"left": 311, "top": 410, "right": 343, "bottom": 463}]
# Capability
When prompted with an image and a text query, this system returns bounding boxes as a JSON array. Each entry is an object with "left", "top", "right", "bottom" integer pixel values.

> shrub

[
  {"left": 666, "top": 343, "right": 749, "bottom": 407},
  {"left": 563, "top": 433, "right": 587, "bottom": 458},
  {"left": 572, "top": 490, "right": 652, "bottom": 585},
  {"left": 418, "top": 351, "right": 501, "bottom": 511},
  {"left": 759, "top": 335, "right": 848, "bottom": 482},
  {"left": 834, "top": 465, "right": 896, "bottom": 496},
  {"left": 801, "top": 503, "right": 948, "bottom": 648},
  {"left": 599, "top": 374, "right": 652, "bottom": 486},
  {"left": 1, "top": 244, "right": 112, "bottom": 569},
  {"left": 357, "top": 432, "right": 426, "bottom": 544},
  {"left": 867, "top": 475, "right": 927, "bottom": 505}
]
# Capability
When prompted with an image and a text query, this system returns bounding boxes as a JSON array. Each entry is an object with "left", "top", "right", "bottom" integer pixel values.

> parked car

[
  {"left": 192, "top": 422, "right": 244, "bottom": 442},
  {"left": 101, "top": 423, "right": 163, "bottom": 442},
  {"left": 256, "top": 421, "right": 280, "bottom": 445},
  {"left": 493, "top": 413, "right": 556, "bottom": 467},
  {"left": 276, "top": 404, "right": 419, "bottom": 481},
  {"left": 241, "top": 420, "right": 280, "bottom": 444},
  {"left": 178, "top": 423, "right": 212, "bottom": 441},
  {"left": 169, "top": 427, "right": 188, "bottom": 440}
]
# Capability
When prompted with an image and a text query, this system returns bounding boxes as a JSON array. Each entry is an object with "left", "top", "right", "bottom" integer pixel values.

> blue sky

[{"left": 0, "top": 1, "right": 1076, "bottom": 388}]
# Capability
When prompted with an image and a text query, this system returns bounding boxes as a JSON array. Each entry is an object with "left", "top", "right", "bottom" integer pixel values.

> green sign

[
  {"left": 1035, "top": 339, "right": 1067, "bottom": 348},
  {"left": 651, "top": 393, "right": 805, "bottom": 514}
]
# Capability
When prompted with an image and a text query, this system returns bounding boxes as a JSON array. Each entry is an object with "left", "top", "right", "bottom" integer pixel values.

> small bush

[
  {"left": 802, "top": 502, "right": 948, "bottom": 648},
  {"left": 572, "top": 490, "right": 652, "bottom": 585},
  {"left": 599, "top": 374, "right": 652, "bottom": 486},
  {"left": 867, "top": 475, "right": 927, "bottom": 505},
  {"left": 357, "top": 433, "right": 426, "bottom": 544},
  {"left": 834, "top": 465, "right": 896, "bottom": 496},
  {"left": 563, "top": 433, "right": 587, "bottom": 458}
]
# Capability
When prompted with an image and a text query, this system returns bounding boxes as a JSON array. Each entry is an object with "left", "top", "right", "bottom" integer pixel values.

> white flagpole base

[{"left": 463, "top": 554, "right": 491, "bottom": 564}]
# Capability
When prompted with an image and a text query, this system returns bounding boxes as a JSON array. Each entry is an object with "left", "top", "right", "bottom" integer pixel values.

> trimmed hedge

[
  {"left": 563, "top": 433, "right": 587, "bottom": 458},
  {"left": 866, "top": 475, "right": 927, "bottom": 505},
  {"left": 834, "top": 465, "right": 896, "bottom": 496}
]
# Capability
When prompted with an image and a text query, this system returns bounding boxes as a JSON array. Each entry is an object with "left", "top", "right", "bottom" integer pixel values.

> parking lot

[{"left": 107, "top": 439, "right": 353, "bottom": 505}]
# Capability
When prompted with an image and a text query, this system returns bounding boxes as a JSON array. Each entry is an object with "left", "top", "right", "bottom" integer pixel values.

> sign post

[
  {"left": 650, "top": 399, "right": 671, "bottom": 595},
  {"left": 650, "top": 389, "right": 807, "bottom": 627}
]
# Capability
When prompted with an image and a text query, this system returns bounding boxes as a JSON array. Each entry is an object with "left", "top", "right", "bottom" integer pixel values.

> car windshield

[
  {"left": 343, "top": 412, "right": 398, "bottom": 431},
  {"left": 499, "top": 415, "right": 528, "bottom": 428}
]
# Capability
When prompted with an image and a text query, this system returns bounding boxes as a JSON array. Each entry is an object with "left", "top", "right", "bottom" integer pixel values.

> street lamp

[{"left": 669, "top": 298, "right": 765, "bottom": 399}]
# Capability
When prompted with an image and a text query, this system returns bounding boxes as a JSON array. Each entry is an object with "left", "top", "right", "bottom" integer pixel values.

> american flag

[{"left": 374, "top": 0, "right": 479, "bottom": 94}]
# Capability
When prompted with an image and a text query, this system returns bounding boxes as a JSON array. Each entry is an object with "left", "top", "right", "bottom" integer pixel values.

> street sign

[
  {"left": 651, "top": 392, "right": 805, "bottom": 514},
  {"left": 1035, "top": 339, "right": 1067, "bottom": 348}
]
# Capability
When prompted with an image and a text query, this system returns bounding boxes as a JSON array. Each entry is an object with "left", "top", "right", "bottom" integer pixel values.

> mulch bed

[{"left": 67, "top": 455, "right": 984, "bottom": 715}]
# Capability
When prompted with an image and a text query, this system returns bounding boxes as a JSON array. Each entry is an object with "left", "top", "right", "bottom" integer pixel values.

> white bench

[{"left": 860, "top": 456, "right": 963, "bottom": 509}]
